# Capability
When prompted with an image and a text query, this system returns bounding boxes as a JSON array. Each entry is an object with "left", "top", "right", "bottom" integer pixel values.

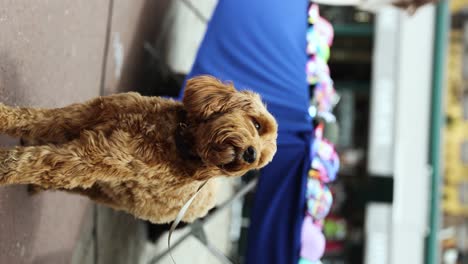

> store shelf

[
  {"left": 334, "top": 81, "right": 370, "bottom": 92},
  {"left": 333, "top": 24, "right": 374, "bottom": 37}
]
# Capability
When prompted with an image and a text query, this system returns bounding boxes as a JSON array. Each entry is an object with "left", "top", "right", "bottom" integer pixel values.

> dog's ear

[{"left": 182, "top": 75, "right": 236, "bottom": 120}]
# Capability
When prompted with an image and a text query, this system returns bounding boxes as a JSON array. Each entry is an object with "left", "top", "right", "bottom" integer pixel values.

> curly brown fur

[{"left": 0, "top": 75, "right": 278, "bottom": 223}]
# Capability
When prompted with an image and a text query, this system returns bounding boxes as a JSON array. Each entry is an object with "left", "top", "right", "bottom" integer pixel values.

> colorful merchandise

[
  {"left": 309, "top": 123, "right": 340, "bottom": 183},
  {"left": 308, "top": 4, "right": 319, "bottom": 24},
  {"left": 306, "top": 30, "right": 331, "bottom": 60},
  {"left": 300, "top": 215, "right": 326, "bottom": 261},
  {"left": 306, "top": 179, "right": 333, "bottom": 220},
  {"left": 316, "top": 16, "right": 334, "bottom": 46},
  {"left": 313, "top": 78, "right": 339, "bottom": 113},
  {"left": 299, "top": 3, "right": 340, "bottom": 263},
  {"left": 299, "top": 258, "right": 323, "bottom": 264},
  {"left": 323, "top": 217, "right": 347, "bottom": 241},
  {"left": 306, "top": 56, "right": 332, "bottom": 86}
]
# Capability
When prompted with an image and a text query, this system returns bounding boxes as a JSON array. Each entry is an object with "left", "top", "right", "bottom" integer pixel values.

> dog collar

[{"left": 175, "top": 110, "right": 199, "bottom": 161}]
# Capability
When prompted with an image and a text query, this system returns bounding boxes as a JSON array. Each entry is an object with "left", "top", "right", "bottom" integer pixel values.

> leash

[
  {"left": 168, "top": 180, "right": 209, "bottom": 264},
  {"left": 149, "top": 178, "right": 258, "bottom": 264}
]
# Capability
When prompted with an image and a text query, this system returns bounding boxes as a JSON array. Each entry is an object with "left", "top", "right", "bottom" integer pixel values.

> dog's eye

[{"left": 253, "top": 120, "right": 261, "bottom": 131}]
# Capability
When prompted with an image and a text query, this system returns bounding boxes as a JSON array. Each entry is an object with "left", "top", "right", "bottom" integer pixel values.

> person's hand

[{"left": 392, "top": 0, "right": 438, "bottom": 14}]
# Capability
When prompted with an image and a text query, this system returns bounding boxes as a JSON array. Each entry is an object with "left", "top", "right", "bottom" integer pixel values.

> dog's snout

[{"left": 243, "top": 146, "right": 257, "bottom": 163}]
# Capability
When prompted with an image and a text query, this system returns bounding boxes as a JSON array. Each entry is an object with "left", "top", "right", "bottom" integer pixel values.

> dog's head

[{"left": 183, "top": 75, "right": 278, "bottom": 178}]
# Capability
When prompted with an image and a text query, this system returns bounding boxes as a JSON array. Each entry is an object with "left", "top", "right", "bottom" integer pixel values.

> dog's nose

[{"left": 243, "top": 146, "right": 257, "bottom": 163}]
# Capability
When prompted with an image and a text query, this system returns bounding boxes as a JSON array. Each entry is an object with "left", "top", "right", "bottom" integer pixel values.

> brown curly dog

[{"left": 0, "top": 75, "right": 278, "bottom": 223}]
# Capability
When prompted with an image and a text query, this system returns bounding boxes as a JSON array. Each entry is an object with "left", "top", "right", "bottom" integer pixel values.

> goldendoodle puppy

[{"left": 0, "top": 75, "right": 278, "bottom": 223}]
